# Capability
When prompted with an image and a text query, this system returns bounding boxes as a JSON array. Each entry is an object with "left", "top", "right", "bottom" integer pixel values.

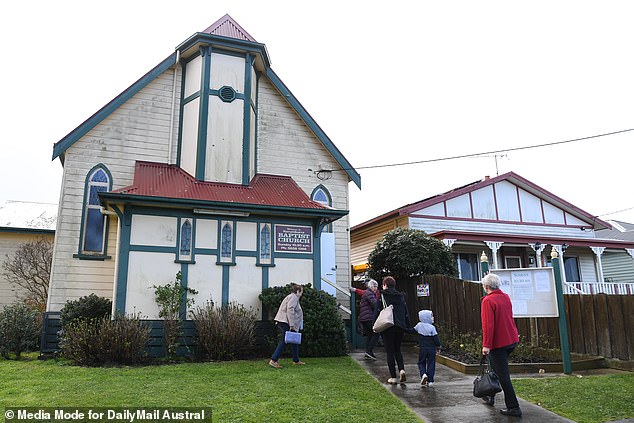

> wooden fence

[{"left": 398, "top": 275, "right": 634, "bottom": 361}]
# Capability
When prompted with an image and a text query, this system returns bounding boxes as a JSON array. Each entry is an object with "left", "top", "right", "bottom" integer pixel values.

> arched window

[
  {"left": 221, "top": 222, "right": 233, "bottom": 260},
  {"left": 260, "top": 224, "right": 271, "bottom": 264},
  {"left": 311, "top": 185, "right": 332, "bottom": 232},
  {"left": 180, "top": 220, "right": 192, "bottom": 256},
  {"left": 79, "top": 165, "right": 111, "bottom": 256}
]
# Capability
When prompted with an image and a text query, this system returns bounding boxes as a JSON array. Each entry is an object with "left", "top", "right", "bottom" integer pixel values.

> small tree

[
  {"left": 367, "top": 228, "right": 458, "bottom": 282},
  {"left": 153, "top": 271, "right": 197, "bottom": 358},
  {"left": 2, "top": 238, "right": 53, "bottom": 311},
  {"left": 0, "top": 303, "right": 40, "bottom": 359}
]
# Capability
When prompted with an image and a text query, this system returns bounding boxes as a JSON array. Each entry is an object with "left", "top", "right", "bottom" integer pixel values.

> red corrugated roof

[
  {"left": 111, "top": 161, "right": 328, "bottom": 210},
  {"left": 202, "top": 14, "right": 257, "bottom": 42}
]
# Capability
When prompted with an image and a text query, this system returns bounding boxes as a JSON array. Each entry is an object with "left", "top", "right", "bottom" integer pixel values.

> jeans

[
  {"left": 361, "top": 321, "right": 380, "bottom": 354},
  {"left": 489, "top": 343, "right": 519, "bottom": 409},
  {"left": 417, "top": 347, "right": 437, "bottom": 382},
  {"left": 271, "top": 322, "right": 299, "bottom": 363},
  {"left": 382, "top": 326, "right": 405, "bottom": 378}
]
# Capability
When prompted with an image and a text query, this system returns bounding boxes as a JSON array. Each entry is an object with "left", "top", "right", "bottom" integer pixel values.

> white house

[
  {"left": 46, "top": 15, "right": 360, "bottom": 323},
  {"left": 351, "top": 172, "right": 634, "bottom": 294}
]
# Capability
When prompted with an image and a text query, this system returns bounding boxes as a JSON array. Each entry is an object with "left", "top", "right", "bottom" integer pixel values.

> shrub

[
  {"left": 153, "top": 271, "right": 198, "bottom": 358},
  {"left": 60, "top": 294, "right": 112, "bottom": 329},
  {"left": 259, "top": 284, "right": 347, "bottom": 357},
  {"left": 59, "top": 314, "right": 150, "bottom": 366},
  {"left": 0, "top": 303, "right": 40, "bottom": 359},
  {"left": 191, "top": 301, "right": 257, "bottom": 361},
  {"left": 437, "top": 324, "right": 562, "bottom": 364},
  {"left": 368, "top": 228, "right": 458, "bottom": 282}
]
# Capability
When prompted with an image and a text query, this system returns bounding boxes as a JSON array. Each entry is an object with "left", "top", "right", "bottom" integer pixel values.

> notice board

[{"left": 490, "top": 267, "right": 558, "bottom": 318}]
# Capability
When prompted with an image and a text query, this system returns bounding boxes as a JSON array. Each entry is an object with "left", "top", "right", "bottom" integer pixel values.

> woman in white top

[{"left": 269, "top": 284, "right": 305, "bottom": 368}]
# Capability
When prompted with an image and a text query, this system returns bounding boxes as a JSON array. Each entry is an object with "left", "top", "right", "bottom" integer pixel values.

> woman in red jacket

[{"left": 481, "top": 273, "right": 522, "bottom": 417}]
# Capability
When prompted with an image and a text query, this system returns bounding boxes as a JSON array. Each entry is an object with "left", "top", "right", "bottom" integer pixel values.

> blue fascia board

[
  {"left": 176, "top": 33, "right": 270, "bottom": 68},
  {"left": 100, "top": 192, "right": 349, "bottom": 220},
  {"left": 265, "top": 68, "right": 361, "bottom": 189},
  {"left": 52, "top": 52, "right": 178, "bottom": 161}
]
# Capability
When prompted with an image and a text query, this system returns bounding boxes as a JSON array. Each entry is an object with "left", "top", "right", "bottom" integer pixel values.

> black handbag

[{"left": 473, "top": 355, "right": 502, "bottom": 398}]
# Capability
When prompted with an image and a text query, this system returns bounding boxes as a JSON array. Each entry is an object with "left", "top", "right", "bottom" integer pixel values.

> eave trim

[{"left": 100, "top": 192, "right": 349, "bottom": 220}]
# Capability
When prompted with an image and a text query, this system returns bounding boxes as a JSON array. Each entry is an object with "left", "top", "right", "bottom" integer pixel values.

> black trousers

[
  {"left": 382, "top": 326, "right": 405, "bottom": 378},
  {"left": 489, "top": 343, "right": 520, "bottom": 409},
  {"left": 361, "top": 321, "right": 380, "bottom": 354}
]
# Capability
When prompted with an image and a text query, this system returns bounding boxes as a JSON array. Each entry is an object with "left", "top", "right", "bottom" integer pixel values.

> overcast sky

[{"left": 2, "top": 1, "right": 633, "bottom": 227}]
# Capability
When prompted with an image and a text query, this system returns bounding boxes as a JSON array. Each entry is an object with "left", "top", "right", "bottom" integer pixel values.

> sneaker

[
  {"left": 387, "top": 378, "right": 398, "bottom": 385},
  {"left": 427, "top": 382, "right": 435, "bottom": 387},
  {"left": 500, "top": 408, "right": 522, "bottom": 417},
  {"left": 292, "top": 361, "right": 306, "bottom": 365},
  {"left": 364, "top": 352, "right": 377, "bottom": 361},
  {"left": 421, "top": 374, "right": 428, "bottom": 386},
  {"left": 268, "top": 360, "right": 282, "bottom": 369},
  {"left": 399, "top": 370, "right": 406, "bottom": 382}
]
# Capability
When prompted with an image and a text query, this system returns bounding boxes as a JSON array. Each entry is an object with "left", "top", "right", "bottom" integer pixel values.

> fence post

[
  {"left": 552, "top": 249, "right": 572, "bottom": 374},
  {"left": 350, "top": 290, "right": 363, "bottom": 349}
]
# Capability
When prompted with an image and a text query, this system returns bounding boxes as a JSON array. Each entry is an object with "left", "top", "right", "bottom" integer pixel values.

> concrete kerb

[{"left": 351, "top": 344, "right": 576, "bottom": 423}]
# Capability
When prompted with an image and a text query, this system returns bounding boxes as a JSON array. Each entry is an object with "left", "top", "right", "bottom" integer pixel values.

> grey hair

[
  {"left": 482, "top": 273, "right": 501, "bottom": 290},
  {"left": 366, "top": 279, "right": 378, "bottom": 289}
]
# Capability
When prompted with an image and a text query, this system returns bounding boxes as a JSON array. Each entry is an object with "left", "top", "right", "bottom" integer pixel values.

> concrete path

[{"left": 351, "top": 345, "right": 575, "bottom": 423}]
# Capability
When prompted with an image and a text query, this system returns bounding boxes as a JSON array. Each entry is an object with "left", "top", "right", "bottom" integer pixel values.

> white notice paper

[
  {"left": 511, "top": 271, "right": 533, "bottom": 300},
  {"left": 512, "top": 300, "right": 528, "bottom": 316},
  {"left": 534, "top": 271, "right": 551, "bottom": 293}
]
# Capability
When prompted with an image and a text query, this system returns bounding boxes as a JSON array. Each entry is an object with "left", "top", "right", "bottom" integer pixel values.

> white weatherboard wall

[
  {"left": 268, "top": 258, "right": 313, "bottom": 288},
  {"left": 48, "top": 67, "right": 181, "bottom": 312},
  {"left": 130, "top": 215, "right": 177, "bottom": 246},
  {"left": 257, "top": 77, "right": 352, "bottom": 298},
  {"left": 126, "top": 251, "right": 180, "bottom": 319},
  {"left": 187, "top": 255, "right": 223, "bottom": 313},
  {"left": 229, "top": 257, "right": 263, "bottom": 314}
]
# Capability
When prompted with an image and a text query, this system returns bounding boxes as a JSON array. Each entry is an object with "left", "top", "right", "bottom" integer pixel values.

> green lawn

[
  {"left": 0, "top": 355, "right": 422, "bottom": 423},
  {"left": 514, "top": 373, "right": 634, "bottom": 423}
]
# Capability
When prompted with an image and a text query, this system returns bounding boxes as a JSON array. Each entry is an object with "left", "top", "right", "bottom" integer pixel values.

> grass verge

[
  {"left": 0, "top": 355, "right": 422, "bottom": 423},
  {"left": 514, "top": 373, "right": 634, "bottom": 423}
]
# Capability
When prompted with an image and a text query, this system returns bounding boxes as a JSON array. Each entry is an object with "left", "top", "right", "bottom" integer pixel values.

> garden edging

[{"left": 436, "top": 354, "right": 607, "bottom": 374}]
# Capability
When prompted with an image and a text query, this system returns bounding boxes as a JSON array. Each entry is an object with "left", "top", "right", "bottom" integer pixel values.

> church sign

[{"left": 275, "top": 225, "right": 313, "bottom": 253}]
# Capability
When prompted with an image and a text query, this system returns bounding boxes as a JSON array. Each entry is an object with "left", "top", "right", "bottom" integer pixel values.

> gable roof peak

[{"left": 202, "top": 14, "right": 257, "bottom": 42}]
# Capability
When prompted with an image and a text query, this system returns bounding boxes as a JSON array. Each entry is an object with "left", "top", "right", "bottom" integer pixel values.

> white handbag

[{"left": 372, "top": 295, "right": 394, "bottom": 333}]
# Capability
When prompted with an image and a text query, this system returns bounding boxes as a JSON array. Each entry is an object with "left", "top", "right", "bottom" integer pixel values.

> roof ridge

[{"left": 201, "top": 14, "right": 257, "bottom": 42}]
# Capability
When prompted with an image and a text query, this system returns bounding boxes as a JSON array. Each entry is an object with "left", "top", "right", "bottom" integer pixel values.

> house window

[
  {"left": 455, "top": 253, "right": 479, "bottom": 281},
  {"left": 179, "top": 219, "right": 192, "bottom": 261},
  {"left": 311, "top": 185, "right": 332, "bottom": 232},
  {"left": 79, "top": 165, "right": 111, "bottom": 256},
  {"left": 259, "top": 223, "right": 272, "bottom": 264},
  {"left": 220, "top": 222, "right": 233, "bottom": 261},
  {"left": 564, "top": 256, "right": 581, "bottom": 282},
  {"left": 505, "top": 256, "right": 522, "bottom": 269}
]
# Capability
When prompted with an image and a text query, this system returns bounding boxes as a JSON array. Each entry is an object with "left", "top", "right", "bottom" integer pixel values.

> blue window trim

[
  {"left": 311, "top": 185, "right": 333, "bottom": 233},
  {"left": 256, "top": 222, "right": 275, "bottom": 267},
  {"left": 75, "top": 164, "right": 112, "bottom": 260},
  {"left": 176, "top": 217, "right": 195, "bottom": 263},
  {"left": 217, "top": 220, "right": 236, "bottom": 265}
]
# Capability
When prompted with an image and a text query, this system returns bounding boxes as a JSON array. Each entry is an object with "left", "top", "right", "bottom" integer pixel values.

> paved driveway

[{"left": 351, "top": 345, "right": 575, "bottom": 423}]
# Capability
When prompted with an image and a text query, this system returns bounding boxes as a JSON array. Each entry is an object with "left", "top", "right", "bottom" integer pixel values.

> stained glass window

[{"left": 82, "top": 167, "right": 110, "bottom": 254}]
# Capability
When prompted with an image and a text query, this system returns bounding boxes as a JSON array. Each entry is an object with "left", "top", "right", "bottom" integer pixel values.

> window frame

[
  {"left": 257, "top": 222, "right": 274, "bottom": 266},
  {"left": 311, "top": 185, "right": 333, "bottom": 232},
  {"left": 176, "top": 218, "right": 195, "bottom": 263},
  {"left": 218, "top": 220, "right": 235, "bottom": 264},
  {"left": 75, "top": 164, "right": 112, "bottom": 260}
]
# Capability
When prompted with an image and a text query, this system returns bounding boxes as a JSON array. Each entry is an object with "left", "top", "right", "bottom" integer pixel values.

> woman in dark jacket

[
  {"left": 350, "top": 279, "right": 380, "bottom": 360},
  {"left": 376, "top": 276, "right": 410, "bottom": 384}
]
